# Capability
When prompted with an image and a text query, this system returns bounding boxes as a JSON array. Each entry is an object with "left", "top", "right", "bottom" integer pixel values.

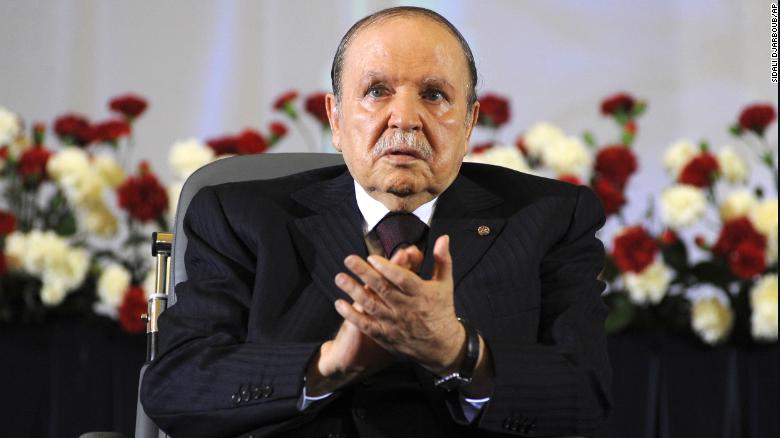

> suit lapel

[
  {"left": 290, "top": 170, "right": 506, "bottom": 303},
  {"left": 289, "top": 171, "right": 367, "bottom": 303},
  {"left": 420, "top": 174, "right": 506, "bottom": 289}
]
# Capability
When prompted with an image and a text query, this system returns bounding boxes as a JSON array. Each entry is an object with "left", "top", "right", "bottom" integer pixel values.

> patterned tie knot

[{"left": 374, "top": 212, "right": 428, "bottom": 258}]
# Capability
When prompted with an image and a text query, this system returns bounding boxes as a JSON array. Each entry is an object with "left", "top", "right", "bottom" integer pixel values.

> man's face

[{"left": 327, "top": 15, "right": 479, "bottom": 211}]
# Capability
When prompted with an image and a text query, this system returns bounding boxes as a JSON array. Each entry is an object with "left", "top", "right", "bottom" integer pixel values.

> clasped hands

[{"left": 306, "top": 235, "right": 484, "bottom": 397}]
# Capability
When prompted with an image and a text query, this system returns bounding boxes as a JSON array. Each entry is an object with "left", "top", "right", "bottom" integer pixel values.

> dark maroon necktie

[{"left": 374, "top": 213, "right": 428, "bottom": 258}]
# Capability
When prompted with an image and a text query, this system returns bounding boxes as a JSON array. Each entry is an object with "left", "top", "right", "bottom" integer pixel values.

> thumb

[{"left": 431, "top": 235, "right": 452, "bottom": 282}]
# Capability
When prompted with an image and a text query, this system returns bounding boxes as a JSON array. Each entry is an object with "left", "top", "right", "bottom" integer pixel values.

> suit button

[
  {"left": 261, "top": 384, "right": 273, "bottom": 398},
  {"left": 354, "top": 407, "right": 367, "bottom": 420},
  {"left": 231, "top": 393, "right": 241, "bottom": 404},
  {"left": 251, "top": 385, "right": 261, "bottom": 400}
]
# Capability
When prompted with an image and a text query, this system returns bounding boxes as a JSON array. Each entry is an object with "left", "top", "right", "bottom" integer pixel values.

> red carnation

[
  {"left": 109, "top": 94, "right": 148, "bottom": 120},
  {"left": 738, "top": 103, "right": 776, "bottom": 136},
  {"left": 729, "top": 241, "right": 766, "bottom": 279},
  {"left": 515, "top": 136, "right": 528, "bottom": 155},
  {"left": 32, "top": 122, "right": 46, "bottom": 146},
  {"left": 0, "top": 252, "right": 6, "bottom": 276},
  {"left": 269, "top": 121, "right": 288, "bottom": 141},
  {"left": 236, "top": 129, "right": 268, "bottom": 155},
  {"left": 274, "top": 90, "right": 299, "bottom": 111},
  {"left": 712, "top": 217, "right": 766, "bottom": 258},
  {"left": 660, "top": 229, "right": 679, "bottom": 245},
  {"left": 118, "top": 286, "right": 147, "bottom": 333},
  {"left": 624, "top": 120, "right": 638, "bottom": 135},
  {"left": 601, "top": 93, "right": 635, "bottom": 116},
  {"left": 117, "top": 161, "right": 168, "bottom": 222},
  {"left": 54, "top": 113, "right": 94, "bottom": 146},
  {"left": 0, "top": 147, "right": 8, "bottom": 161},
  {"left": 0, "top": 210, "right": 16, "bottom": 236},
  {"left": 471, "top": 142, "right": 494, "bottom": 154},
  {"left": 93, "top": 119, "right": 131, "bottom": 144},
  {"left": 612, "top": 225, "right": 659, "bottom": 273},
  {"left": 304, "top": 92, "right": 329, "bottom": 127},
  {"left": 595, "top": 145, "right": 638, "bottom": 188},
  {"left": 477, "top": 94, "right": 510, "bottom": 128},
  {"left": 678, "top": 153, "right": 719, "bottom": 187},
  {"left": 558, "top": 174, "right": 582, "bottom": 185},
  {"left": 206, "top": 135, "right": 240, "bottom": 156},
  {"left": 593, "top": 177, "right": 625, "bottom": 216},
  {"left": 18, "top": 146, "right": 52, "bottom": 187}
]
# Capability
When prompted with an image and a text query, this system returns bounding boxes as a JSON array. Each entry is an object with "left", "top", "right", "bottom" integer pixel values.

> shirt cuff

[
  {"left": 460, "top": 395, "right": 490, "bottom": 423},
  {"left": 297, "top": 385, "right": 334, "bottom": 411}
]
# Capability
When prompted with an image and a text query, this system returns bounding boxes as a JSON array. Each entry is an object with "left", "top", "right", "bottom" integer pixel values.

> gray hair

[{"left": 330, "top": 6, "right": 478, "bottom": 110}]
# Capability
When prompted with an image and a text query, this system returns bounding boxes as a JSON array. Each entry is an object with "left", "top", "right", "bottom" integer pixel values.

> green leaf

[
  {"left": 660, "top": 240, "right": 689, "bottom": 272},
  {"left": 631, "top": 101, "right": 647, "bottom": 118},
  {"left": 728, "top": 124, "right": 742, "bottom": 137},
  {"left": 699, "top": 140, "right": 710, "bottom": 153},
  {"left": 583, "top": 131, "right": 597, "bottom": 148},
  {"left": 621, "top": 131, "right": 634, "bottom": 146},
  {"left": 601, "top": 256, "right": 619, "bottom": 283},
  {"left": 690, "top": 260, "right": 735, "bottom": 288},
  {"left": 54, "top": 213, "right": 77, "bottom": 236},
  {"left": 604, "top": 292, "right": 635, "bottom": 334}
]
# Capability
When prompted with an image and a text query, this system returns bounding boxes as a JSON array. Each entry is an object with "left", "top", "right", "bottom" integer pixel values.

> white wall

[{"left": 1, "top": 0, "right": 777, "bottom": 223}]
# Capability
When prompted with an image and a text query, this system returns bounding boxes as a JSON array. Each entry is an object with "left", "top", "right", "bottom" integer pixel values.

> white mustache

[{"left": 372, "top": 130, "right": 433, "bottom": 161}]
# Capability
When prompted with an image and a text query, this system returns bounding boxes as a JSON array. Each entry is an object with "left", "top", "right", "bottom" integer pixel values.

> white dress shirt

[{"left": 298, "top": 181, "right": 490, "bottom": 422}]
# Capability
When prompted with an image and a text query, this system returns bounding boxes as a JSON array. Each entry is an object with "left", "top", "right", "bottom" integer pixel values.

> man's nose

[{"left": 388, "top": 92, "right": 423, "bottom": 131}]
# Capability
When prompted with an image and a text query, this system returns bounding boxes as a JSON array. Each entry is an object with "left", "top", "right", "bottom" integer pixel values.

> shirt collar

[{"left": 353, "top": 180, "right": 437, "bottom": 233}]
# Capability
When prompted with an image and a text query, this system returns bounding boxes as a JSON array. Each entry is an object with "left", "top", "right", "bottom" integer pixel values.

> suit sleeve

[
  {"left": 474, "top": 186, "right": 612, "bottom": 436},
  {"left": 140, "top": 186, "right": 334, "bottom": 438}
]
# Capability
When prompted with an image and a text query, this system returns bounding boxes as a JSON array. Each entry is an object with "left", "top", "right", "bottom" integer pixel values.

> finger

[
  {"left": 344, "top": 255, "right": 400, "bottom": 303},
  {"left": 367, "top": 254, "right": 422, "bottom": 295},
  {"left": 334, "top": 299, "right": 386, "bottom": 342},
  {"left": 390, "top": 246, "right": 423, "bottom": 272},
  {"left": 431, "top": 235, "right": 452, "bottom": 282},
  {"left": 335, "top": 272, "right": 392, "bottom": 318}
]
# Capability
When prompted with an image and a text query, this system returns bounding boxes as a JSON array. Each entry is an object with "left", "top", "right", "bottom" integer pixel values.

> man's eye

[
  {"left": 422, "top": 89, "right": 445, "bottom": 102},
  {"left": 367, "top": 87, "right": 387, "bottom": 98}
]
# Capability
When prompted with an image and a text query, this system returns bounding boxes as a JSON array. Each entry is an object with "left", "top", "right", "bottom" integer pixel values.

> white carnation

[
  {"left": 4, "top": 231, "right": 27, "bottom": 269},
  {"left": 720, "top": 190, "right": 758, "bottom": 221},
  {"left": 717, "top": 146, "right": 748, "bottom": 184},
  {"left": 47, "top": 147, "right": 90, "bottom": 181},
  {"left": 9, "top": 230, "right": 90, "bottom": 305},
  {"left": 168, "top": 138, "right": 214, "bottom": 180},
  {"left": 84, "top": 204, "right": 118, "bottom": 238},
  {"left": 94, "top": 154, "right": 126, "bottom": 188},
  {"left": 624, "top": 259, "right": 672, "bottom": 305},
  {"left": 691, "top": 297, "right": 734, "bottom": 345},
  {"left": 541, "top": 136, "right": 592, "bottom": 177},
  {"left": 749, "top": 198, "right": 778, "bottom": 237},
  {"left": 660, "top": 184, "right": 707, "bottom": 228},
  {"left": 97, "top": 263, "right": 131, "bottom": 308},
  {"left": 663, "top": 139, "right": 697, "bottom": 177},
  {"left": 65, "top": 171, "right": 106, "bottom": 207},
  {"left": 0, "top": 106, "right": 20, "bottom": 146},
  {"left": 40, "top": 276, "right": 67, "bottom": 306},
  {"left": 523, "top": 122, "right": 566, "bottom": 159},
  {"left": 464, "top": 145, "right": 530, "bottom": 173},
  {"left": 750, "top": 274, "right": 778, "bottom": 341}
]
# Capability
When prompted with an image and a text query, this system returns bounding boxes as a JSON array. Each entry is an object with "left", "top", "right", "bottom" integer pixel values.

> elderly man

[{"left": 142, "top": 6, "right": 611, "bottom": 437}]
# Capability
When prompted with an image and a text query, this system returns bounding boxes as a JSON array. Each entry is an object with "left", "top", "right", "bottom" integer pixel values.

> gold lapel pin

[{"left": 477, "top": 225, "right": 490, "bottom": 236}]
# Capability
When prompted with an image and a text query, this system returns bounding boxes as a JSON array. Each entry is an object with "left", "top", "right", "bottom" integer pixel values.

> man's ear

[
  {"left": 325, "top": 93, "right": 341, "bottom": 151},
  {"left": 463, "top": 101, "right": 480, "bottom": 154}
]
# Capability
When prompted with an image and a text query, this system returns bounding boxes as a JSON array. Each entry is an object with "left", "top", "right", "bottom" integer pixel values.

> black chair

[{"left": 82, "top": 153, "right": 345, "bottom": 438}]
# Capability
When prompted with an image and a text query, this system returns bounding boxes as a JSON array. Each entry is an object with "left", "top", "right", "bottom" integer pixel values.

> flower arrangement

[
  {"left": 0, "top": 94, "right": 286, "bottom": 333},
  {"left": 465, "top": 92, "right": 778, "bottom": 346}
]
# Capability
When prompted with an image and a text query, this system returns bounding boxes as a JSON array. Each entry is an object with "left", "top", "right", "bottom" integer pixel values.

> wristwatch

[{"left": 434, "top": 318, "right": 480, "bottom": 391}]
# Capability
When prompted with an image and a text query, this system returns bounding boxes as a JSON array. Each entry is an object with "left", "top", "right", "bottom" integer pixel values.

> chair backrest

[{"left": 167, "top": 153, "right": 345, "bottom": 305}]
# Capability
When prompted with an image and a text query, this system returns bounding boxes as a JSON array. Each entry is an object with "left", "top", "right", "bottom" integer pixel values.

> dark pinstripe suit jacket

[{"left": 141, "top": 163, "right": 612, "bottom": 438}]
